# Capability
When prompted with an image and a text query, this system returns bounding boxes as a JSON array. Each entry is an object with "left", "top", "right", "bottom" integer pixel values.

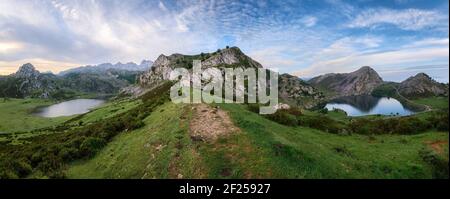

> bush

[
  {"left": 13, "top": 159, "right": 32, "bottom": 177},
  {"left": 318, "top": 108, "right": 328, "bottom": 114},
  {"left": 58, "top": 147, "right": 79, "bottom": 161},
  {"left": 247, "top": 103, "right": 260, "bottom": 113},
  {"left": 266, "top": 110, "right": 298, "bottom": 126},
  {"left": 419, "top": 148, "right": 449, "bottom": 179},
  {"left": 285, "top": 107, "right": 303, "bottom": 116},
  {"left": 80, "top": 137, "right": 106, "bottom": 157}
]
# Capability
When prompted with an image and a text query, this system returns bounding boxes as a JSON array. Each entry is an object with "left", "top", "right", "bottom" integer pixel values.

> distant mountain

[
  {"left": 308, "top": 66, "right": 383, "bottom": 97},
  {"left": 0, "top": 63, "right": 58, "bottom": 98},
  {"left": 139, "top": 47, "right": 262, "bottom": 87},
  {"left": 398, "top": 73, "right": 448, "bottom": 98},
  {"left": 0, "top": 63, "right": 138, "bottom": 99},
  {"left": 59, "top": 60, "right": 152, "bottom": 76}
]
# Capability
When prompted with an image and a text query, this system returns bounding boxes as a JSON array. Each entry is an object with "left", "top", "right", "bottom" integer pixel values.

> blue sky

[{"left": 0, "top": 0, "right": 448, "bottom": 82}]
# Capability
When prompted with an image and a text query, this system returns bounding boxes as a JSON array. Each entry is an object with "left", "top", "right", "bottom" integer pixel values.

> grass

[
  {"left": 66, "top": 102, "right": 208, "bottom": 179},
  {"left": 412, "top": 97, "right": 449, "bottom": 110},
  {"left": 215, "top": 104, "right": 447, "bottom": 178},
  {"left": 0, "top": 98, "right": 73, "bottom": 134},
  {"left": 66, "top": 101, "right": 448, "bottom": 179},
  {"left": 65, "top": 98, "right": 142, "bottom": 126}
]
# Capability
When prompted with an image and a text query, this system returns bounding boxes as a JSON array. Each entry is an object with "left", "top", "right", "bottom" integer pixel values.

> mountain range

[
  {"left": 1, "top": 47, "right": 447, "bottom": 105},
  {"left": 132, "top": 47, "right": 324, "bottom": 108},
  {"left": 0, "top": 63, "right": 145, "bottom": 99},
  {"left": 134, "top": 46, "right": 447, "bottom": 108},
  {"left": 58, "top": 60, "right": 152, "bottom": 76}
]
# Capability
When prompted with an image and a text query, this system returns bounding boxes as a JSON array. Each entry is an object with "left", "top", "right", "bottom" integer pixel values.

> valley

[
  {"left": 0, "top": 47, "right": 448, "bottom": 179},
  {"left": 1, "top": 95, "right": 447, "bottom": 179}
]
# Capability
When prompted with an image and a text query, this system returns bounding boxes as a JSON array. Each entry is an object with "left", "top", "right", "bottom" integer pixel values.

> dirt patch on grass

[
  {"left": 426, "top": 140, "right": 448, "bottom": 154},
  {"left": 189, "top": 104, "right": 239, "bottom": 142}
]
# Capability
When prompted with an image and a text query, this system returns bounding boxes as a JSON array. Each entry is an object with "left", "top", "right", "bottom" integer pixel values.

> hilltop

[
  {"left": 398, "top": 73, "right": 448, "bottom": 98},
  {"left": 308, "top": 66, "right": 384, "bottom": 97},
  {"left": 135, "top": 46, "right": 324, "bottom": 108},
  {"left": 0, "top": 63, "right": 140, "bottom": 99}
]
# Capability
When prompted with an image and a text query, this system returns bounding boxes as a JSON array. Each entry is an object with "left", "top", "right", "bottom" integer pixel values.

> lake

[
  {"left": 325, "top": 95, "right": 416, "bottom": 116},
  {"left": 35, "top": 99, "right": 105, "bottom": 118}
]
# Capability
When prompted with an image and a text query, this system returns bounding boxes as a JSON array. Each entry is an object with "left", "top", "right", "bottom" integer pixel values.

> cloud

[
  {"left": 300, "top": 16, "right": 318, "bottom": 27},
  {"left": 0, "top": 0, "right": 448, "bottom": 81},
  {"left": 293, "top": 37, "right": 449, "bottom": 81},
  {"left": 348, "top": 8, "right": 447, "bottom": 31}
]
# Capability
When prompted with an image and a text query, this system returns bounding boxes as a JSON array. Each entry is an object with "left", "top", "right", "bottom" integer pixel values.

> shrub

[
  {"left": 419, "top": 148, "right": 449, "bottom": 179},
  {"left": 58, "top": 147, "right": 79, "bottom": 161},
  {"left": 247, "top": 104, "right": 260, "bottom": 113},
  {"left": 80, "top": 137, "right": 106, "bottom": 157},
  {"left": 318, "top": 108, "right": 328, "bottom": 114},
  {"left": 266, "top": 110, "right": 298, "bottom": 126},
  {"left": 285, "top": 107, "right": 303, "bottom": 116}
]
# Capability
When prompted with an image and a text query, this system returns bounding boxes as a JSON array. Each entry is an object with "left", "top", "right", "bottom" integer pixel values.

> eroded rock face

[
  {"left": 308, "top": 66, "right": 383, "bottom": 97},
  {"left": 14, "top": 63, "right": 40, "bottom": 79},
  {"left": 136, "top": 47, "right": 324, "bottom": 108},
  {"left": 139, "top": 54, "right": 182, "bottom": 87},
  {"left": 398, "top": 73, "right": 448, "bottom": 98},
  {"left": 201, "top": 47, "right": 262, "bottom": 69},
  {"left": 138, "top": 47, "right": 262, "bottom": 88},
  {"left": 279, "top": 74, "right": 324, "bottom": 108},
  {"left": 10, "top": 63, "right": 54, "bottom": 98}
]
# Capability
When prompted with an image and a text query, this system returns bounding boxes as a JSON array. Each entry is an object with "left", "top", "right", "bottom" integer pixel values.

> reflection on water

[
  {"left": 325, "top": 95, "right": 416, "bottom": 116},
  {"left": 35, "top": 99, "right": 105, "bottom": 118}
]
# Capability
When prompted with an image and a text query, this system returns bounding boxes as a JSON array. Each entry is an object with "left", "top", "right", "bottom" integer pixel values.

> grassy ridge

[
  {"left": 67, "top": 102, "right": 208, "bottom": 178},
  {"left": 1, "top": 87, "right": 448, "bottom": 179},
  {"left": 66, "top": 101, "right": 448, "bottom": 179}
]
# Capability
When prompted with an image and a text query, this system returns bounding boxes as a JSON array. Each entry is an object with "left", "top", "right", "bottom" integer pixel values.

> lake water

[
  {"left": 325, "top": 95, "right": 416, "bottom": 116},
  {"left": 35, "top": 99, "right": 105, "bottom": 118}
]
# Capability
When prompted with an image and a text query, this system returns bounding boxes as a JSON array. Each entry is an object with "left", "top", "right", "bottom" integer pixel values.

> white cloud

[
  {"left": 159, "top": 1, "right": 168, "bottom": 12},
  {"left": 348, "top": 8, "right": 447, "bottom": 31},
  {"left": 293, "top": 37, "right": 449, "bottom": 79},
  {"left": 300, "top": 16, "right": 318, "bottom": 27}
]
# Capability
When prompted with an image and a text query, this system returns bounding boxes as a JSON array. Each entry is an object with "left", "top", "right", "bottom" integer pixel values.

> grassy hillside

[
  {"left": 412, "top": 97, "right": 449, "bottom": 110},
  {"left": 66, "top": 101, "right": 448, "bottom": 179},
  {"left": 1, "top": 87, "right": 448, "bottom": 179},
  {"left": 0, "top": 98, "right": 73, "bottom": 133}
]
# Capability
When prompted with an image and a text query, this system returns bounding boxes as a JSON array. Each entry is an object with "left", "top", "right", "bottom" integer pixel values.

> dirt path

[
  {"left": 426, "top": 140, "right": 448, "bottom": 155},
  {"left": 189, "top": 104, "right": 239, "bottom": 142}
]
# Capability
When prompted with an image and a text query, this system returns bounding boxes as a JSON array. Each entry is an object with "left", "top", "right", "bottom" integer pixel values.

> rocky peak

[
  {"left": 202, "top": 47, "right": 262, "bottom": 68},
  {"left": 308, "top": 66, "right": 383, "bottom": 97},
  {"left": 14, "top": 63, "right": 40, "bottom": 79},
  {"left": 411, "top": 73, "right": 430, "bottom": 80},
  {"left": 398, "top": 72, "right": 448, "bottom": 98},
  {"left": 139, "top": 47, "right": 263, "bottom": 87}
]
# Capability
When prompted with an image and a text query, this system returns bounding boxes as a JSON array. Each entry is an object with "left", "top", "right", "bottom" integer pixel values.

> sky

[{"left": 0, "top": 0, "right": 449, "bottom": 82}]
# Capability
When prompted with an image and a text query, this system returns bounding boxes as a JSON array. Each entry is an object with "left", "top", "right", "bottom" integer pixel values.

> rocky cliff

[
  {"left": 279, "top": 74, "right": 324, "bottom": 108},
  {"left": 0, "top": 63, "right": 56, "bottom": 98},
  {"left": 139, "top": 47, "right": 262, "bottom": 88},
  {"left": 308, "top": 66, "right": 383, "bottom": 97},
  {"left": 136, "top": 47, "right": 323, "bottom": 108},
  {"left": 1, "top": 63, "right": 136, "bottom": 99}
]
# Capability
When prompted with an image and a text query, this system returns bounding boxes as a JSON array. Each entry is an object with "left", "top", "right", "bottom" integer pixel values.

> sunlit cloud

[
  {"left": 348, "top": 8, "right": 447, "bottom": 31},
  {"left": 0, "top": 0, "right": 448, "bottom": 82}
]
